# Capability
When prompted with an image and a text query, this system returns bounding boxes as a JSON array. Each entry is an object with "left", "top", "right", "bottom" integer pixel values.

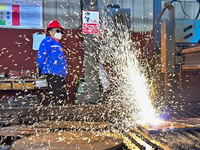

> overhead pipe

[{"left": 144, "top": 1, "right": 174, "bottom": 58}]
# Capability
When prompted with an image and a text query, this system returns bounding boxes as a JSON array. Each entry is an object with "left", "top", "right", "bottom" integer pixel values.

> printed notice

[
  {"left": 0, "top": 0, "right": 42, "bottom": 28},
  {"left": 82, "top": 10, "right": 100, "bottom": 34}
]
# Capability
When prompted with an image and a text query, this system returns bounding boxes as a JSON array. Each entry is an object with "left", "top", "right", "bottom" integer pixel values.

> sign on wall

[
  {"left": 0, "top": 0, "right": 42, "bottom": 29},
  {"left": 82, "top": 10, "right": 100, "bottom": 34}
]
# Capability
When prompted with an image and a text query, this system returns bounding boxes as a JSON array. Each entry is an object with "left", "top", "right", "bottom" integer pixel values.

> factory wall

[
  {"left": 0, "top": 28, "right": 151, "bottom": 104},
  {"left": 0, "top": 29, "right": 84, "bottom": 104}
]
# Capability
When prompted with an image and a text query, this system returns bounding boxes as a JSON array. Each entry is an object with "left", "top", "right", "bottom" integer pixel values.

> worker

[{"left": 37, "top": 20, "right": 68, "bottom": 106}]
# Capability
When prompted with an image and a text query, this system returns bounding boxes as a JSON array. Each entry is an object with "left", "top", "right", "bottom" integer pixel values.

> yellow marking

[{"left": 0, "top": 4, "right": 6, "bottom": 10}]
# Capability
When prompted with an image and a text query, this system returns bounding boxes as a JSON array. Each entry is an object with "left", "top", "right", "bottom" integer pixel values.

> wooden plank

[
  {"left": 161, "top": 22, "right": 167, "bottom": 73},
  {"left": 0, "top": 125, "right": 35, "bottom": 137},
  {"left": 0, "top": 78, "right": 47, "bottom": 90},
  {"left": 0, "top": 117, "right": 19, "bottom": 125},
  {"left": 13, "top": 81, "right": 23, "bottom": 90},
  {"left": 182, "top": 46, "right": 200, "bottom": 54},
  {"left": 24, "top": 81, "right": 35, "bottom": 90},
  {"left": 182, "top": 64, "right": 200, "bottom": 70},
  {"left": 0, "top": 79, "right": 36, "bottom": 82},
  {"left": 0, "top": 82, "right": 12, "bottom": 90}
]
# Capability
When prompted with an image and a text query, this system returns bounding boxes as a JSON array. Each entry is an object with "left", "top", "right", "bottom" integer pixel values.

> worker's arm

[
  {"left": 64, "top": 58, "right": 68, "bottom": 75},
  {"left": 37, "top": 38, "right": 49, "bottom": 70}
]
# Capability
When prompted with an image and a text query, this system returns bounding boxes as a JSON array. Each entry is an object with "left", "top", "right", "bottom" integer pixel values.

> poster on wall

[
  {"left": 0, "top": 0, "right": 42, "bottom": 28},
  {"left": 82, "top": 10, "right": 100, "bottom": 34}
]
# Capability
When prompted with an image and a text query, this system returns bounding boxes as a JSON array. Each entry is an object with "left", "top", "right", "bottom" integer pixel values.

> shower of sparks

[{"left": 94, "top": 13, "right": 162, "bottom": 128}]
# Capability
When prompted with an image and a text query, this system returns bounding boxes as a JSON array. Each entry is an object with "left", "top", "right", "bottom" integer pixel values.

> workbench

[{"left": 0, "top": 78, "right": 47, "bottom": 90}]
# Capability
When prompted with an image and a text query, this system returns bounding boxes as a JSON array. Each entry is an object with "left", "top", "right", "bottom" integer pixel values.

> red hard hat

[{"left": 47, "top": 20, "right": 64, "bottom": 30}]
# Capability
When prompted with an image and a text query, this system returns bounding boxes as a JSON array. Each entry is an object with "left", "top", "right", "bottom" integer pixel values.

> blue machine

[{"left": 175, "top": 19, "right": 200, "bottom": 44}]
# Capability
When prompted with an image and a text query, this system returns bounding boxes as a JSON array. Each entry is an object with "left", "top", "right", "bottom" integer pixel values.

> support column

[{"left": 81, "top": 0, "right": 99, "bottom": 104}]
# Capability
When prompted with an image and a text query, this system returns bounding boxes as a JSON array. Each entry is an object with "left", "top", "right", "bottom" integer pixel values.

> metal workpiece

[
  {"left": 12, "top": 131, "right": 124, "bottom": 150},
  {"left": 1, "top": 122, "right": 123, "bottom": 150},
  {"left": 121, "top": 119, "right": 200, "bottom": 150},
  {"left": 0, "top": 105, "right": 200, "bottom": 150},
  {"left": 181, "top": 46, "right": 200, "bottom": 70}
]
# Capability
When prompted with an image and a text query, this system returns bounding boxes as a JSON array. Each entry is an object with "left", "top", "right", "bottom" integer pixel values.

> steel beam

[{"left": 153, "top": 0, "right": 161, "bottom": 54}]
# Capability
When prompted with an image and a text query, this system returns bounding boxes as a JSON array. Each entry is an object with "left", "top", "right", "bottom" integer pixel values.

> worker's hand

[
  {"left": 38, "top": 68, "right": 42, "bottom": 77},
  {"left": 36, "top": 68, "right": 42, "bottom": 78}
]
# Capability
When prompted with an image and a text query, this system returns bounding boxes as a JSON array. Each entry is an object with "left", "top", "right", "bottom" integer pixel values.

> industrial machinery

[
  {"left": 160, "top": 2, "right": 200, "bottom": 73},
  {"left": 148, "top": 0, "right": 200, "bottom": 119},
  {"left": 105, "top": 4, "right": 131, "bottom": 29}
]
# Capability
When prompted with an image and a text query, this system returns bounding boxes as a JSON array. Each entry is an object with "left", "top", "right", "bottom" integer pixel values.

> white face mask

[{"left": 54, "top": 32, "right": 62, "bottom": 40}]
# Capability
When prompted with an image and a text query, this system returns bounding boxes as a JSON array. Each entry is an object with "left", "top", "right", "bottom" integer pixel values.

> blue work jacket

[{"left": 37, "top": 37, "right": 68, "bottom": 78}]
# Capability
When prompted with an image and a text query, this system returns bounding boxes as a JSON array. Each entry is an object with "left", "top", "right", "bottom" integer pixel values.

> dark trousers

[{"left": 46, "top": 74, "right": 67, "bottom": 106}]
